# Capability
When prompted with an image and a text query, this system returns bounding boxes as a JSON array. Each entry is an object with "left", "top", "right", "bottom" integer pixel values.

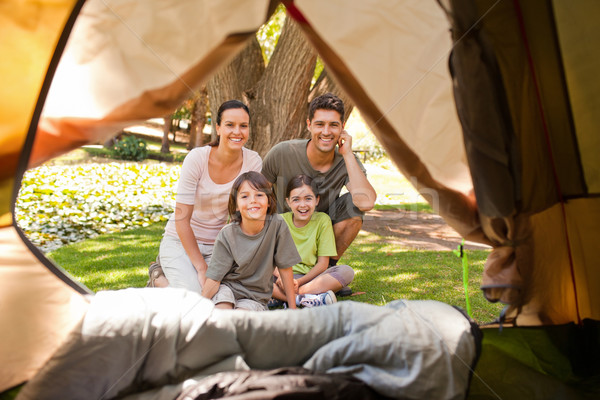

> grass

[
  {"left": 47, "top": 219, "right": 501, "bottom": 324},
  {"left": 48, "top": 222, "right": 164, "bottom": 291},
  {"left": 373, "top": 203, "right": 433, "bottom": 213},
  {"left": 342, "top": 230, "right": 501, "bottom": 323}
]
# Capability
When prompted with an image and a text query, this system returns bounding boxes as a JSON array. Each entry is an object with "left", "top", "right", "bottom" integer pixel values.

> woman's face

[
  {"left": 216, "top": 108, "right": 249, "bottom": 150},
  {"left": 286, "top": 184, "right": 318, "bottom": 225}
]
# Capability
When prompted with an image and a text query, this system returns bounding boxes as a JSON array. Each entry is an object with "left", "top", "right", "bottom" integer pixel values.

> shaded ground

[{"left": 362, "top": 209, "right": 491, "bottom": 251}]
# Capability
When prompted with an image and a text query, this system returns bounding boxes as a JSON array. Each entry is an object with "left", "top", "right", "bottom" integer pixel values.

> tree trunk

[
  {"left": 246, "top": 16, "right": 317, "bottom": 156},
  {"left": 188, "top": 87, "right": 208, "bottom": 150},
  {"left": 161, "top": 115, "right": 172, "bottom": 153},
  {"left": 206, "top": 36, "right": 264, "bottom": 141},
  {"left": 205, "top": 9, "right": 352, "bottom": 157}
]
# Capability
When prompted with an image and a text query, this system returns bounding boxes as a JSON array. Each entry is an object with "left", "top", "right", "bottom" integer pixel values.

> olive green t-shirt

[
  {"left": 262, "top": 139, "right": 367, "bottom": 214},
  {"left": 206, "top": 214, "right": 301, "bottom": 305},
  {"left": 282, "top": 212, "right": 337, "bottom": 275}
]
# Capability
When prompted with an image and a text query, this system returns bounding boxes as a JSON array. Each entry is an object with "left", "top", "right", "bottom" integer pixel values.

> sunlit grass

[{"left": 48, "top": 221, "right": 501, "bottom": 324}]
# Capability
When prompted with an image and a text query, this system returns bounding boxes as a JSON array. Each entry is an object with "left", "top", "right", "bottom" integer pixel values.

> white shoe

[{"left": 299, "top": 290, "right": 337, "bottom": 308}]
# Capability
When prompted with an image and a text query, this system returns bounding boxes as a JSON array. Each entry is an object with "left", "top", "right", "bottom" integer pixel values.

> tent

[{"left": 1, "top": 0, "right": 598, "bottom": 398}]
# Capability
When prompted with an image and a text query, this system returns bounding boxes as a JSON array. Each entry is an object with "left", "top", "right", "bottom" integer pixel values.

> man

[{"left": 262, "top": 93, "right": 376, "bottom": 271}]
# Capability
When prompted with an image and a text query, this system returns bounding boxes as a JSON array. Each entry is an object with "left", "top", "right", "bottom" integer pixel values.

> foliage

[
  {"left": 113, "top": 135, "right": 148, "bottom": 161},
  {"left": 256, "top": 4, "right": 286, "bottom": 63},
  {"left": 347, "top": 111, "right": 387, "bottom": 163},
  {"left": 83, "top": 142, "right": 187, "bottom": 163},
  {"left": 16, "top": 162, "right": 179, "bottom": 252}
]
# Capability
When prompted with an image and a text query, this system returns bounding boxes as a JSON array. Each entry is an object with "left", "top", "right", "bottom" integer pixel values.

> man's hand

[{"left": 338, "top": 130, "right": 353, "bottom": 156}]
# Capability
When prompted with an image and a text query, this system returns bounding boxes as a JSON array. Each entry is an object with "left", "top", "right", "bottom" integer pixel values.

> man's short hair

[{"left": 308, "top": 92, "right": 344, "bottom": 122}]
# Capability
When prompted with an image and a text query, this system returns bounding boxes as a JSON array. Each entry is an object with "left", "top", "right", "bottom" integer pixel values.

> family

[{"left": 148, "top": 93, "right": 376, "bottom": 311}]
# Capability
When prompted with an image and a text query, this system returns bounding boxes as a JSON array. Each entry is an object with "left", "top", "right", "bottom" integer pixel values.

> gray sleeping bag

[{"left": 16, "top": 288, "right": 479, "bottom": 400}]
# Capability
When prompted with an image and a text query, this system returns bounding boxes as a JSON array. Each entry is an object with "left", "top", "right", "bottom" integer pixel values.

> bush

[{"left": 113, "top": 135, "right": 148, "bottom": 161}]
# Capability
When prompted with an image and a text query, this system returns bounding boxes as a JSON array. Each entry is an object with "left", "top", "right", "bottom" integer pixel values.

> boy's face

[
  {"left": 236, "top": 181, "right": 269, "bottom": 222},
  {"left": 307, "top": 109, "right": 343, "bottom": 154}
]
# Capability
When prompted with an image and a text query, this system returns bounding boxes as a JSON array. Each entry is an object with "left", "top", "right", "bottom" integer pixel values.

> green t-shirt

[
  {"left": 262, "top": 139, "right": 366, "bottom": 214},
  {"left": 282, "top": 211, "right": 337, "bottom": 275},
  {"left": 206, "top": 214, "right": 301, "bottom": 305}
]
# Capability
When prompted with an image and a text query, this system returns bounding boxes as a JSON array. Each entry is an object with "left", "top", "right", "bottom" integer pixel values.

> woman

[{"left": 150, "top": 100, "right": 262, "bottom": 293}]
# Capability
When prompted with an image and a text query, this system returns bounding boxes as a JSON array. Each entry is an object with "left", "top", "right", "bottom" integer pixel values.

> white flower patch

[{"left": 16, "top": 162, "right": 180, "bottom": 252}]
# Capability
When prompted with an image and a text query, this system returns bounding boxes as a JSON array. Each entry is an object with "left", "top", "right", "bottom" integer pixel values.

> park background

[{"left": 15, "top": 4, "right": 501, "bottom": 324}]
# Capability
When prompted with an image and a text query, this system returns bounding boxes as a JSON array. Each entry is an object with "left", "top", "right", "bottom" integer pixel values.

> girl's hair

[
  {"left": 285, "top": 174, "right": 319, "bottom": 199},
  {"left": 228, "top": 171, "right": 277, "bottom": 223},
  {"left": 209, "top": 100, "right": 250, "bottom": 147}
]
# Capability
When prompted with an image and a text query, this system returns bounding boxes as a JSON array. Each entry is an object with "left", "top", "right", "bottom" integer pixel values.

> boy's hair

[
  {"left": 228, "top": 171, "right": 277, "bottom": 223},
  {"left": 308, "top": 92, "right": 344, "bottom": 122},
  {"left": 285, "top": 174, "right": 319, "bottom": 199},
  {"left": 209, "top": 99, "right": 250, "bottom": 147}
]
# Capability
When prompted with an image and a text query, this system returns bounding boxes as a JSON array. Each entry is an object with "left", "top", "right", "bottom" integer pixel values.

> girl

[
  {"left": 272, "top": 174, "right": 355, "bottom": 307},
  {"left": 201, "top": 171, "right": 300, "bottom": 310},
  {"left": 151, "top": 100, "right": 262, "bottom": 291}
]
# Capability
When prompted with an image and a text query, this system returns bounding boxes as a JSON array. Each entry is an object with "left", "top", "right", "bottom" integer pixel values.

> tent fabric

[
  {"left": 437, "top": 0, "right": 600, "bottom": 324},
  {"left": 0, "top": 0, "right": 78, "bottom": 213},
  {"left": 0, "top": 226, "right": 90, "bottom": 391},
  {"left": 2, "top": 0, "right": 600, "bottom": 395},
  {"left": 1, "top": 0, "right": 273, "bottom": 391},
  {"left": 553, "top": 0, "right": 600, "bottom": 194},
  {"left": 30, "top": 0, "right": 271, "bottom": 168},
  {"left": 468, "top": 321, "right": 600, "bottom": 399},
  {"left": 289, "top": 0, "right": 491, "bottom": 246},
  {"left": 15, "top": 289, "right": 479, "bottom": 400}
]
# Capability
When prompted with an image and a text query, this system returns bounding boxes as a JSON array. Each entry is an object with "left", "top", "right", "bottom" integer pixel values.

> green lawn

[
  {"left": 39, "top": 150, "right": 502, "bottom": 325},
  {"left": 48, "top": 219, "right": 501, "bottom": 324}
]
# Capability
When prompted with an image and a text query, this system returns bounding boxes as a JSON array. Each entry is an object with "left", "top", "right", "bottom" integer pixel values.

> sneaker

[
  {"left": 299, "top": 290, "right": 337, "bottom": 308},
  {"left": 336, "top": 286, "right": 353, "bottom": 297},
  {"left": 146, "top": 257, "right": 169, "bottom": 288},
  {"left": 267, "top": 298, "right": 285, "bottom": 309}
]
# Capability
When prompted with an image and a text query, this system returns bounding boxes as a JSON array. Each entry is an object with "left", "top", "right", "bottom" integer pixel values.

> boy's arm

[
  {"left": 201, "top": 278, "right": 221, "bottom": 299},
  {"left": 277, "top": 267, "right": 297, "bottom": 309},
  {"left": 338, "top": 130, "right": 377, "bottom": 211}
]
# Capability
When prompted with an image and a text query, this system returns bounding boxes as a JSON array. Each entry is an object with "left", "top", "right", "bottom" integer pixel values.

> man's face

[{"left": 307, "top": 109, "right": 343, "bottom": 154}]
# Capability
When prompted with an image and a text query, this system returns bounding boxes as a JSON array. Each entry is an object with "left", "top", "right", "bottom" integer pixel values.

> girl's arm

[
  {"left": 277, "top": 267, "right": 297, "bottom": 309},
  {"left": 175, "top": 203, "right": 208, "bottom": 284},
  {"left": 297, "top": 256, "right": 329, "bottom": 287},
  {"left": 201, "top": 278, "right": 221, "bottom": 299}
]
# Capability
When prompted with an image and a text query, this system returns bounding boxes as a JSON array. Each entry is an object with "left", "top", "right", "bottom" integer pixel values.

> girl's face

[
  {"left": 236, "top": 181, "right": 269, "bottom": 222},
  {"left": 286, "top": 184, "right": 318, "bottom": 225},
  {"left": 216, "top": 108, "right": 249, "bottom": 150}
]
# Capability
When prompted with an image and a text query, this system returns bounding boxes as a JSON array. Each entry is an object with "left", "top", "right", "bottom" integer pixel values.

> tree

[
  {"left": 187, "top": 87, "right": 209, "bottom": 150},
  {"left": 206, "top": 6, "right": 353, "bottom": 157}
]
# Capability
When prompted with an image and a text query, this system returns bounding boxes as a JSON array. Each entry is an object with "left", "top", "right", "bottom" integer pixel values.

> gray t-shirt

[
  {"left": 262, "top": 139, "right": 366, "bottom": 213},
  {"left": 206, "top": 214, "right": 301, "bottom": 305}
]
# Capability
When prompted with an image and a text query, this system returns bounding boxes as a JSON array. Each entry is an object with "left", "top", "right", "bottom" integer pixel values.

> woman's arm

[
  {"left": 201, "top": 278, "right": 221, "bottom": 299},
  {"left": 175, "top": 202, "right": 208, "bottom": 285},
  {"left": 277, "top": 267, "right": 297, "bottom": 309},
  {"left": 297, "top": 256, "right": 329, "bottom": 287}
]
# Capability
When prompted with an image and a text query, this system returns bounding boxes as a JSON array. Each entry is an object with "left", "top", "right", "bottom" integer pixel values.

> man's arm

[{"left": 338, "top": 130, "right": 377, "bottom": 211}]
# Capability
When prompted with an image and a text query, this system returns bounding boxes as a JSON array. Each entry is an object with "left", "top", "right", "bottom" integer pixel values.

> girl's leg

[
  {"left": 298, "top": 265, "right": 354, "bottom": 295},
  {"left": 272, "top": 284, "right": 287, "bottom": 301}
]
